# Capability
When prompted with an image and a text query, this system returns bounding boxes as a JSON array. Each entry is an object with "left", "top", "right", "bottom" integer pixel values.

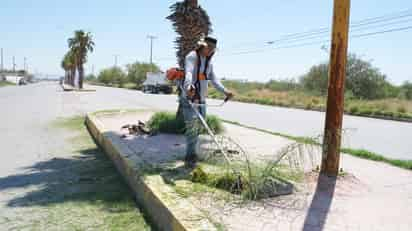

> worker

[{"left": 180, "top": 36, "right": 234, "bottom": 167}]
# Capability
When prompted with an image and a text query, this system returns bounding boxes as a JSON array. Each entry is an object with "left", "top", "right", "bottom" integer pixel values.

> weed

[{"left": 148, "top": 111, "right": 223, "bottom": 134}]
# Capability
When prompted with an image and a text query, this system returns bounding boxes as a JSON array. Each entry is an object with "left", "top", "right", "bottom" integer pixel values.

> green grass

[
  {"left": 43, "top": 116, "right": 153, "bottom": 230},
  {"left": 224, "top": 119, "right": 412, "bottom": 171},
  {"left": 0, "top": 81, "right": 16, "bottom": 87},
  {"left": 148, "top": 111, "right": 224, "bottom": 135},
  {"left": 210, "top": 83, "right": 412, "bottom": 122},
  {"left": 341, "top": 148, "right": 412, "bottom": 170},
  {"left": 185, "top": 158, "right": 300, "bottom": 201},
  {"left": 123, "top": 82, "right": 138, "bottom": 90}
]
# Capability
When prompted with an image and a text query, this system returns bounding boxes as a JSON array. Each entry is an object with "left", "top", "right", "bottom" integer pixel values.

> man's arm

[
  {"left": 183, "top": 52, "right": 196, "bottom": 94},
  {"left": 209, "top": 63, "right": 226, "bottom": 94}
]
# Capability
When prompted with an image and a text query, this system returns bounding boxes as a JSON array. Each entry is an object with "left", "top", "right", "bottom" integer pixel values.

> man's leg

[{"left": 182, "top": 103, "right": 200, "bottom": 165}]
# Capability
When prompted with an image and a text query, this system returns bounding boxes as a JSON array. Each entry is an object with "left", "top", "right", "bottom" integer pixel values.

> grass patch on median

[
  {"left": 223, "top": 119, "right": 412, "bottom": 171},
  {"left": 189, "top": 163, "right": 299, "bottom": 200},
  {"left": 148, "top": 111, "right": 224, "bottom": 135}
]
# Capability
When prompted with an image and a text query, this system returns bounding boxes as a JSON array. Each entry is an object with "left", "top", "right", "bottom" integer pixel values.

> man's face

[{"left": 201, "top": 44, "right": 216, "bottom": 57}]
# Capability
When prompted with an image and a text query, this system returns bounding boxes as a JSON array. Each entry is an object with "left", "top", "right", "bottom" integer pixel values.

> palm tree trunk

[
  {"left": 65, "top": 71, "right": 69, "bottom": 84},
  {"left": 70, "top": 68, "right": 76, "bottom": 86},
  {"left": 78, "top": 64, "right": 84, "bottom": 89}
]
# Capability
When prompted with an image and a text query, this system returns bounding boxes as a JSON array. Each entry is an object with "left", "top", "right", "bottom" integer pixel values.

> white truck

[{"left": 142, "top": 72, "right": 173, "bottom": 94}]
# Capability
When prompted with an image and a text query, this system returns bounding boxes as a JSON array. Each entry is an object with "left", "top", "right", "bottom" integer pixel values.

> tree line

[
  {"left": 300, "top": 54, "right": 412, "bottom": 100},
  {"left": 86, "top": 62, "right": 161, "bottom": 89},
  {"left": 223, "top": 54, "right": 411, "bottom": 101}
]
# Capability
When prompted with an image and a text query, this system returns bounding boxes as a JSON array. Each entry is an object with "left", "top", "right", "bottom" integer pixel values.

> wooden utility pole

[{"left": 321, "top": 0, "right": 351, "bottom": 176}]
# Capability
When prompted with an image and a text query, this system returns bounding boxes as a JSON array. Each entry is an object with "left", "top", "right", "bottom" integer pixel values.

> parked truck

[{"left": 142, "top": 72, "right": 173, "bottom": 94}]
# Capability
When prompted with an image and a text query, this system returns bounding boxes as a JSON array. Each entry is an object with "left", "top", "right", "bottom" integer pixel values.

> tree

[
  {"left": 126, "top": 62, "right": 161, "bottom": 89},
  {"left": 68, "top": 30, "right": 95, "bottom": 89},
  {"left": 85, "top": 74, "right": 97, "bottom": 82},
  {"left": 167, "top": 0, "right": 213, "bottom": 120},
  {"left": 401, "top": 81, "right": 412, "bottom": 100},
  {"left": 300, "top": 63, "right": 329, "bottom": 95},
  {"left": 98, "top": 67, "right": 126, "bottom": 86},
  {"left": 300, "top": 54, "right": 392, "bottom": 99},
  {"left": 167, "top": 0, "right": 213, "bottom": 68},
  {"left": 61, "top": 51, "right": 76, "bottom": 86},
  {"left": 345, "top": 54, "right": 388, "bottom": 100}
]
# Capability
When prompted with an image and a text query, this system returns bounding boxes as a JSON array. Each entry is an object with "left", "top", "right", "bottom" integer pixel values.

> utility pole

[
  {"left": 12, "top": 56, "right": 16, "bottom": 72},
  {"left": 113, "top": 55, "right": 119, "bottom": 67},
  {"left": 147, "top": 35, "right": 157, "bottom": 72},
  {"left": 24, "top": 57, "right": 27, "bottom": 75},
  {"left": 1, "top": 48, "right": 3, "bottom": 73},
  {"left": 321, "top": 0, "right": 351, "bottom": 176}
]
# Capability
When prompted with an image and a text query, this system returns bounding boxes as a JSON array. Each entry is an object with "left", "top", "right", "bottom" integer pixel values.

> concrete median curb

[{"left": 85, "top": 112, "right": 217, "bottom": 231}]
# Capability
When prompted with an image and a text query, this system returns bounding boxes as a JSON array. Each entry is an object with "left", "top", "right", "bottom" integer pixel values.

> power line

[
  {"left": 352, "top": 25, "right": 412, "bottom": 38},
  {"left": 261, "top": 16, "right": 412, "bottom": 47},
  {"left": 219, "top": 25, "right": 412, "bottom": 57},
  {"left": 158, "top": 9, "right": 412, "bottom": 61},
  {"left": 227, "top": 9, "right": 412, "bottom": 50}
]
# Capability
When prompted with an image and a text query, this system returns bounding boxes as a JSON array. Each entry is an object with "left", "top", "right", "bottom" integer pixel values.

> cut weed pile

[{"left": 148, "top": 111, "right": 224, "bottom": 135}]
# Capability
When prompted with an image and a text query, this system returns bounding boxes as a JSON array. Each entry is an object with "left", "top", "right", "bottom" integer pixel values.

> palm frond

[{"left": 167, "top": 0, "right": 213, "bottom": 68}]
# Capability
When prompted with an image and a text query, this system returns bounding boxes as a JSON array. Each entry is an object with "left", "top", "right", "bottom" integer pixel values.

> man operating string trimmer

[{"left": 177, "top": 36, "right": 234, "bottom": 167}]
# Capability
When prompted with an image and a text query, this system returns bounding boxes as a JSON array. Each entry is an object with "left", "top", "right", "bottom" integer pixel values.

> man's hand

[
  {"left": 224, "top": 90, "right": 234, "bottom": 101},
  {"left": 187, "top": 85, "right": 196, "bottom": 99}
]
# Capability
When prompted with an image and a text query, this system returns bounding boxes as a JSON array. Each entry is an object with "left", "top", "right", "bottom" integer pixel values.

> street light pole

[
  {"left": 1, "top": 48, "right": 3, "bottom": 73},
  {"left": 113, "top": 55, "right": 119, "bottom": 67},
  {"left": 12, "top": 56, "right": 16, "bottom": 72},
  {"left": 321, "top": 0, "right": 351, "bottom": 176},
  {"left": 147, "top": 35, "right": 157, "bottom": 72},
  {"left": 24, "top": 57, "right": 27, "bottom": 75}
]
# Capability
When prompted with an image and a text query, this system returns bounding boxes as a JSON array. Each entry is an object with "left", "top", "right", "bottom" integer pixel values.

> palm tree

[
  {"left": 61, "top": 51, "right": 76, "bottom": 86},
  {"left": 167, "top": 0, "right": 212, "bottom": 68},
  {"left": 167, "top": 0, "right": 213, "bottom": 119},
  {"left": 61, "top": 58, "right": 69, "bottom": 85},
  {"left": 68, "top": 30, "right": 95, "bottom": 89}
]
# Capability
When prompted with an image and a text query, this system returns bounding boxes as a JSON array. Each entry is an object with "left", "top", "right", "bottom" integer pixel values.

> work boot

[{"left": 184, "top": 154, "right": 198, "bottom": 168}]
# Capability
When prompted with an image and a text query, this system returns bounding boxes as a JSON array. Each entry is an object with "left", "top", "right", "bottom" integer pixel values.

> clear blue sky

[{"left": 1, "top": 0, "right": 411, "bottom": 84}]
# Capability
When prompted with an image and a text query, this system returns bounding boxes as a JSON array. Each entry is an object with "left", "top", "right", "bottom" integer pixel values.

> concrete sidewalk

[{"left": 87, "top": 110, "right": 412, "bottom": 231}]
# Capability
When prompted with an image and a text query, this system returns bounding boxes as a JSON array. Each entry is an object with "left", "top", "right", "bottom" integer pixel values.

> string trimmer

[
  {"left": 180, "top": 89, "right": 247, "bottom": 191},
  {"left": 178, "top": 85, "right": 233, "bottom": 162}
]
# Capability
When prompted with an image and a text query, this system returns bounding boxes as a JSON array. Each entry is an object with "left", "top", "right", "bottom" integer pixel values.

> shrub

[
  {"left": 359, "top": 108, "right": 373, "bottom": 115},
  {"left": 305, "top": 103, "right": 314, "bottom": 110},
  {"left": 383, "top": 111, "right": 394, "bottom": 117},
  {"left": 397, "top": 106, "right": 407, "bottom": 114},
  {"left": 311, "top": 98, "right": 320, "bottom": 105},
  {"left": 148, "top": 112, "right": 223, "bottom": 135},
  {"left": 349, "top": 106, "right": 359, "bottom": 114},
  {"left": 372, "top": 110, "right": 383, "bottom": 116}
]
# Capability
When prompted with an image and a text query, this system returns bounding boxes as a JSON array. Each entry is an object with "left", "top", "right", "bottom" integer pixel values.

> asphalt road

[
  {"left": 78, "top": 83, "right": 411, "bottom": 160},
  {"left": 0, "top": 82, "right": 410, "bottom": 230},
  {"left": 1, "top": 82, "right": 410, "bottom": 163},
  {"left": 0, "top": 82, "right": 153, "bottom": 229}
]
